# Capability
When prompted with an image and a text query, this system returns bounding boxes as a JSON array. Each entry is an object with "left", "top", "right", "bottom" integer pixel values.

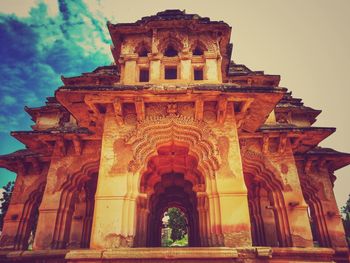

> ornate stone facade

[{"left": 0, "top": 9, "right": 349, "bottom": 263}]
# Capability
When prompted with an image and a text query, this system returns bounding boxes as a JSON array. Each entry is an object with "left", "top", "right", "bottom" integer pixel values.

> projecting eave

[
  {"left": 57, "top": 84, "right": 286, "bottom": 94},
  {"left": 0, "top": 149, "right": 44, "bottom": 173},
  {"left": 240, "top": 125, "right": 336, "bottom": 153},
  {"left": 226, "top": 62, "right": 281, "bottom": 86},
  {"left": 56, "top": 84, "right": 285, "bottom": 133},
  {"left": 11, "top": 128, "right": 96, "bottom": 153},
  {"left": 61, "top": 66, "right": 119, "bottom": 86},
  {"left": 226, "top": 74, "right": 281, "bottom": 87},
  {"left": 295, "top": 147, "right": 350, "bottom": 171},
  {"left": 275, "top": 106, "right": 322, "bottom": 125},
  {"left": 24, "top": 104, "right": 67, "bottom": 122}
]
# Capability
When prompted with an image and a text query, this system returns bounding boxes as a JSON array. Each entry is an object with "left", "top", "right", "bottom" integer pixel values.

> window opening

[
  {"left": 161, "top": 207, "right": 188, "bottom": 247},
  {"left": 194, "top": 68, "right": 203, "bottom": 80},
  {"left": 27, "top": 206, "right": 39, "bottom": 250},
  {"left": 139, "top": 69, "right": 149, "bottom": 82},
  {"left": 164, "top": 45, "right": 178, "bottom": 57},
  {"left": 138, "top": 47, "right": 149, "bottom": 57},
  {"left": 193, "top": 47, "right": 204, "bottom": 56},
  {"left": 165, "top": 67, "right": 177, "bottom": 80},
  {"left": 307, "top": 206, "right": 320, "bottom": 247}
]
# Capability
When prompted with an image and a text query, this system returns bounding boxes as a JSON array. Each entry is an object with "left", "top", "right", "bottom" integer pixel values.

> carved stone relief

[
  {"left": 177, "top": 102, "right": 194, "bottom": 117},
  {"left": 145, "top": 103, "right": 167, "bottom": 117},
  {"left": 241, "top": 143, "right": 290, "bottom": 191},
  {"left": 104, "top": 233, "right": 134, "bottom": 248},
  {"left": 124, "top": 114, "right": 220, "bottom": 178}
]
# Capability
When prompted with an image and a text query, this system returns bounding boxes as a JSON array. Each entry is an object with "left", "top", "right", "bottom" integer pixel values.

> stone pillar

[
  {"left": 135, "top": 195, "right": 149, "bottom": 247},
  {"left": 204, "top": 51, "right": 219, "bottom": 82},
  {"left": 122, "top": 54, "right": 138, "bottom": 84},
  {"left": 0, "top": 166, "right": 46, "bottom": 250},
  {"left": 33, "top": 140, "right": 99, "bottom": 250},
  {"left": 318, "top": 168, "right": 348, "bottom": 248},
  {"left": 214, "top": 119, "right": 252, "bottom": 247},
  {"left": 269, "top": 144, "right": 314, "bottom": 247},
  {"left": 33, "top": 155, "right": 70, "bottom": 250},
  {"left": 0, "top": 203, "right": 25, "bottom": 250},
  {"left": 179, "top": 52, "right": 192, "bottom": 81},
  {"left": 67, "top": 191, "right": 86, "bottom": 248},
  {"left": 206, "top": 176, "right": 223, "bottom": 246},
  {"left": 90, "top": 107, "right": 137, "bottom": 249},
  {"left": 148, "top": 53, "right": 162, "bottom": 82},
  {"left": 197, "top": 192, "right": 209, "bottom": 246}
]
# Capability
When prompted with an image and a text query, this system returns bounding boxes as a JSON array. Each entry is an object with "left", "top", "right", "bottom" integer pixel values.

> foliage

[
  {"left": 0, "top": 181, "right": 15, "bottom": 231},
  {"left": 171, "top": 234, "right": 188, "bottom": 247},
  {"left": 341, "top": 194, "right": 350, "bottom": 247},
  {"left": 163, "top": 237, "right": 173, "bottom": 247},
  {"left": 167, "top": 207, "right": 188, "bottom": 242}
]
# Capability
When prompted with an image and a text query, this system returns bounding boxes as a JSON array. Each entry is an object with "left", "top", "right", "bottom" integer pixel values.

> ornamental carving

[
  {"left": 241, "top": 146, "right": 290, "bottom": 191},
  {"left": 125, "top": 114, "right": 221, "bottom": 178},
  {"left": 177, "top": 102, "right": 194, "bottom": 117},
  {"left": 104, "top": 233, "right": 134, "bottom": 248},
  {"left": 145, "top": 103, "right": 167, "bottom": 117},
  {"left": 299, "top": 170, "right": 329, "bottom": 202},
  {"left": 157, "top": 30, "right": 185, "bottom": 53},
  {"left": 189, "top": 34, "right": 218, "bottom": 53}
]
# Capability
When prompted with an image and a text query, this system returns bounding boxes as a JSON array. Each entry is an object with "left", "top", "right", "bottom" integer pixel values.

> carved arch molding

[{"left": 125, "top": 115, "right": 221, "bottom": 178}]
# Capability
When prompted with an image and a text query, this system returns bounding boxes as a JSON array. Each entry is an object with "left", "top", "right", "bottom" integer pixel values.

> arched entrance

[
  {"left": 16, "top": 183, "right": 45, "bottom": 250},
  {"left": 51, "top": 166, "right": 98, "bottom": 249},
  {"left": 301, "top": 182, "right": 331, "bottom": 247},
  {"left": 135, "top": 143, "right": 205, "bottom": 247},
  {"left": 243, "top": 149, "right": 292, "bottom": 247}
]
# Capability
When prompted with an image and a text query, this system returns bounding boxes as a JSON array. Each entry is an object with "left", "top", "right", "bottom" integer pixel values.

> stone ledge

[
  {"left": 0, "top": 247, "right": 345, "bottom": 263},
  {"left": 272, "top": 247, "right": 335, "bottom": 261},
  {"left": 66, "top": 247, "right": 239, "bottom": 260},
  {"left": 0, "top": 249, "right": 68, "bottom": 262}
]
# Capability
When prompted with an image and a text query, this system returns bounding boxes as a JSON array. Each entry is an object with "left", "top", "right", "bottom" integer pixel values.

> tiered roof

[{"left": 1, "top": 10, "right": 349, "bottom": 174}]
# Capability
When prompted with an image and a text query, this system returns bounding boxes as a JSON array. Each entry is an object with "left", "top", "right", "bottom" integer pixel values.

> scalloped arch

[
  {"left": 125, "top": 115, "right": 220, "bottom": 179},
  {"left": 158, "top": 35, "right": 184, "bottom": 54},
  {"left": 242, "top": 149, "right": 286, "bottom": 191},
  {"left": 60, "top": 160, "right": 100, "bottom": 193}
]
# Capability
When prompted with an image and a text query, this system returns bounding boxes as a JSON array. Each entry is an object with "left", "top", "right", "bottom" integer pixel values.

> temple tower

[{"left": 0, "top": 9, "right": 349, "bottom": 263}]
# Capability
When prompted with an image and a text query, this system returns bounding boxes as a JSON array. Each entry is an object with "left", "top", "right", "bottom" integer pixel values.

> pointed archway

[{"left": 135, "top": 143, "right": 206, "bottom": 247}]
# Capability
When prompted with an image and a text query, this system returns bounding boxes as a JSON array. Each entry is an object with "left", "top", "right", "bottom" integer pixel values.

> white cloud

[
  {"left": 2, "top": 95, "right": 16, "bottom": 105},
  {"left": 0, "top": 0, "right": 58, "bottom": 17}
]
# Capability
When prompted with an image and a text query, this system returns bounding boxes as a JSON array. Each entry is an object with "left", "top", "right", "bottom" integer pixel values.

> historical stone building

[{"left": 0, "top": 10, "right": 349, "bottom": 262}]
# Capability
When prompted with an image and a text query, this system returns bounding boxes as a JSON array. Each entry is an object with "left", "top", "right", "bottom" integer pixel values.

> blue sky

[
  {"left": 0, "top": 0, "right": 112, "bottom": 184},
  {"left": 0, "top": 0, "right": 349, "bottom": 207}
]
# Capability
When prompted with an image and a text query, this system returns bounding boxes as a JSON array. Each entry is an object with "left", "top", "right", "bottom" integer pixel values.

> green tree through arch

[{"left": 161, "top": 207, "right": 188, "bottom": 247}]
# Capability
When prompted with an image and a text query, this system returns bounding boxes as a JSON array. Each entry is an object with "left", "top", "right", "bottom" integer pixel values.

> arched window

[
  {"left": 193, "top": 46, "right": 204, "bottom": 56},
  {"left": 138, "top": 47, "right": 149, "bottom": 57},
  {"left": 135, "top": 41, "right": 150, "bottom": 57},
  {"left": 164, "top": 45, "right": 178, "bottom": 57}
]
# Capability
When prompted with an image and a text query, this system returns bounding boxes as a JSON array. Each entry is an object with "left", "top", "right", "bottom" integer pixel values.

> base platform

[{"left": 0, "top": 247, "right": 348, "bottom": 263}]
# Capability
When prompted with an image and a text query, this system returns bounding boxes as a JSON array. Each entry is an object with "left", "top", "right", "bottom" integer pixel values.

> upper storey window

[
  {"left": 165, "top": 67, "right": 177, "bottom": 79},
  {"left": 193, "top": 46, "right": 204, "bottom": 56},
  {"left": 194, "top": 68, "right": 204, "bottom": 80},
  {"left": 135, "top": 41, "right": 150, "bottom": 57},
  {"left": 138, "top": 47, "right": 149, "bottom": 57},
  {"left": 139, "top": 69, "right": 149, "bottom": 82},
  {"left": 164, "top": 45, "right": 178, "bottom": 57}
]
